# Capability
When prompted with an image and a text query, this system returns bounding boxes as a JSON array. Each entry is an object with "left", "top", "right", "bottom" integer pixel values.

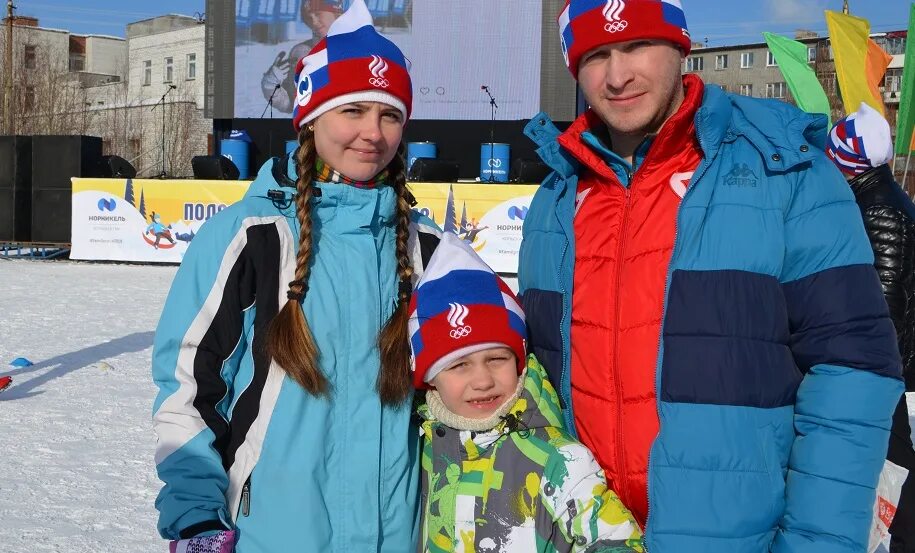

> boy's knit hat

[
  {"left": 826, "top": 102, "right": 894, "bottom": 177},
  {"left": 408, "top": 233, "right": 526, "bottom": 389},
  {"left": 293, "top": 0, "right": 411, "bottom": 129},
  {"left": 558, "top": 0, "right": 691, "bottom": 78}
]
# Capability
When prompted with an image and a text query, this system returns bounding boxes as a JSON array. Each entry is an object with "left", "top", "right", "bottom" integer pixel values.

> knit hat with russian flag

[
  {"left": 408, "top": 232, "right": 527, "bottom": 389},
  {"left": 825, "top": 102, "right": 894, "bottom": 177},
  {"left": 292, "top": 0, "right": 411, "bottom": 130},
  {"left": 559, "top": 0, "right": 691, "bottom": 78}
]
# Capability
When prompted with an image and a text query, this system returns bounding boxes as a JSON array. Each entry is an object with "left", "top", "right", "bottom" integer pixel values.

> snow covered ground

[{"left": 0, "top": 259, "right": 179, "bottom": 553}]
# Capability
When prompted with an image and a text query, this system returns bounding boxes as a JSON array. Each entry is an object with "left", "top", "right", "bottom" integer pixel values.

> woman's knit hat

[{"left": 292, "top": 0, "right": 412, "bottom": 129}]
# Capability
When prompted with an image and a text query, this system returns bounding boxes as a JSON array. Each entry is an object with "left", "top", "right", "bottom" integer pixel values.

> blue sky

[{"left": 14, "top": 0, "right": 914, "bottom": 45}]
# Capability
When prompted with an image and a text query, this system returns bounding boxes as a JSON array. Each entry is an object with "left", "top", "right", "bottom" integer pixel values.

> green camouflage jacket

[{"left": 418, "top": 354, "right": 644, "bottom": 553}]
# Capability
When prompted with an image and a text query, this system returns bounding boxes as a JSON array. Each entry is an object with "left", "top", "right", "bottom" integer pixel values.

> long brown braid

[
  {"left": 264, "top": 126, "right": 329, "bottom": 396},
  {"left": 377, "top": 143, "right": 415, "bottom": 406}
]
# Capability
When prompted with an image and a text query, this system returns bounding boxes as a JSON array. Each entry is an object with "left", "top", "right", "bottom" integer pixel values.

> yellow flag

[{"left": 825, "top": 10, "right": 884, "bottom": 114}]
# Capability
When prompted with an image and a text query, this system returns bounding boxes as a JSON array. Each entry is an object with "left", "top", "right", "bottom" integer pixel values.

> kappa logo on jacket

[{"left": 725, "top": 163, "right": 759, "bottom": 187}]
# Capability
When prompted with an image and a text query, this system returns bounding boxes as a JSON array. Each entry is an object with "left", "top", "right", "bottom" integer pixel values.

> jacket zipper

[
  {"left": 644, "top": 120, "right": 715, "bottom": 550},
  {"left": 614, "top": 182, "right": 633, "bottom": 511},
  {"left": 240, "top": 477, "right": 251, "bottom": 517}
]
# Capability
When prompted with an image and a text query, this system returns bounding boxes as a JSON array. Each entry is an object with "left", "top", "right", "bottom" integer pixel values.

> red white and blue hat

[
  {"left": 408, "top": 233, "right": 527, "bottom": 389},
  {"left": 292, "top": 0, "right": 412, "bottom": 130},
  {"left": 559, "top": 0, "right": 691, "bottom": 78},
  {"left": 826, "top": 102, "right": 894, "bottom": 177}
]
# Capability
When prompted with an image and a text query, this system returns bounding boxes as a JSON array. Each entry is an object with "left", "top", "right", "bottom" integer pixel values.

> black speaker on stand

[
  {"left": 0, "top": 136, "right": 33, "bottom": 242},
  {"left": 192, "top": 155, "right": 241, "bottom": 180},
  {"left": 407, "top": 158, "right": 460, "bottom": 182}
]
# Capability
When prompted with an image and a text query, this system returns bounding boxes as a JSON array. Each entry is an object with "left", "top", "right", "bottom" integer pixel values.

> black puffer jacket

[{"left": 850, "top": 164, "right": 915, "bottom": 553}]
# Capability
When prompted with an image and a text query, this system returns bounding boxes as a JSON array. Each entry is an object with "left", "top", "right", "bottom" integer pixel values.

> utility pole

[{"left": 4, "top": 0, "right": 14, "bottom": 135}]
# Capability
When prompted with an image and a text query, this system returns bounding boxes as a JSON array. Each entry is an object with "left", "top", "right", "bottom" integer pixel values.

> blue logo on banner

[{"left": 97, "top": 198, "right": 117, "bottom": 212}]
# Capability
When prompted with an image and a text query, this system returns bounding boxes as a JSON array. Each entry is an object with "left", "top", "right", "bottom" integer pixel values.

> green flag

[
  {"left": 895, "top": 3, "right": 915, "bottom": 155},
  {"left": 764, "top": 32, "right": 832, "bottom": 127}
]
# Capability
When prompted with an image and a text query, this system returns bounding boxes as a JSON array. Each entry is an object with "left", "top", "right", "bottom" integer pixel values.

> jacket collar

[
  {"left": 527, "top": 76, "right": 829, "bottom": 190},
  {"left": 850, "top": 164, "right": 895, "bottom": 196}
]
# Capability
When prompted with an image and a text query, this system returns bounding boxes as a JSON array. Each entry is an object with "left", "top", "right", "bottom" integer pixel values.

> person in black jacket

[{"left": 827, "top": 102, "right": 915, "bottom": 552}]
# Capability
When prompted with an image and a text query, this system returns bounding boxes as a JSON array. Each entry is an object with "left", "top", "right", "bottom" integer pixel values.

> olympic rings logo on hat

[
  {"left": 369, "top": 77, "right": 390, "bottom": 88},
  {"left": 368, "top": 55, "right": 390, "bottom": 88},
  {"left": 604, "top": 19, "right": 628, "bottom": 33},
  {"left": 449, "top": 326, "right": 472, "bottom": 339}
]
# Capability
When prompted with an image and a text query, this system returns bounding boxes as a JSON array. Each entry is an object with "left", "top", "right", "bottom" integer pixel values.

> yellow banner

[
  {"left": 70, "top": 178, "right": 249, "bottom": 262},
  {"left": 70, "top": 178, "right": 538, "bottom": 272},
  {"left": 408, "top": 182, "right": 539, "bottom": 274}
]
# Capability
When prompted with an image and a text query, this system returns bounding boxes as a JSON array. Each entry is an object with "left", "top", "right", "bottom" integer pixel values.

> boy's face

[{"left": 430, "top": 347, "right": 519, "bottom": 419}]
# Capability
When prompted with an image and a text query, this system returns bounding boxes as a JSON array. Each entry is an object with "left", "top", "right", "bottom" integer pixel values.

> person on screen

[
  {"left": 152, "top": 2, "right": 440, "bottom": 551},
  {"left": 517, "top": 0, "right": 902, "bottom": 552},
  {"left": 259, "top": 0, "right": 347, "bottom": 114},
  {"left": 411, "top": 232, "right": 643, "bottom": 552}
]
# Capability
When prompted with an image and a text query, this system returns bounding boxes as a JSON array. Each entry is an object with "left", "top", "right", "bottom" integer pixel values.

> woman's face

[{"left": 313, "top": 102, "right": 405, "bottom": 182}]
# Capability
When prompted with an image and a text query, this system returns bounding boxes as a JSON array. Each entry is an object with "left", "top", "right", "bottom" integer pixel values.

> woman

[{"left": 152, "top": 3, "right": 439, "bottom": 551}]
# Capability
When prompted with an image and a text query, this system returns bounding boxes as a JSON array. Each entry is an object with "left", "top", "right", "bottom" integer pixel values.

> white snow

[{"left": 0, "top": 259, "right": 179, "bottom": 553}]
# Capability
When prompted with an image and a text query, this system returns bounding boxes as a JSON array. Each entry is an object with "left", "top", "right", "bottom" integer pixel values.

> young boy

[{"left": 409, "top": 233, "right": 643, "bottom": 553}]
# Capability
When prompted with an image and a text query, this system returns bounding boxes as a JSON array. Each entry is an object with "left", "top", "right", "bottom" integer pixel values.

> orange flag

[{"left": 865, "top": 38, "right": 893, "bottom": 116}]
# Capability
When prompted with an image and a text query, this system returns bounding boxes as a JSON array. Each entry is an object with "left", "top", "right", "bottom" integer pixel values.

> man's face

[{"left": 577, "top": 39, "right": 685, "bottom": 139}]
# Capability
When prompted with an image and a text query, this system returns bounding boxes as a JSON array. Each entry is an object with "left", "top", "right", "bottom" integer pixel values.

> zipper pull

[{"left": 241, "top": 478, "right": 251, "bottom": 517}]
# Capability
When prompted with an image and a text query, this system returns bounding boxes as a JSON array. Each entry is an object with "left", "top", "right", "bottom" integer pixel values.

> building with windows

[{"left": 683, "top": 30, "right": 908, "bottom": 137}]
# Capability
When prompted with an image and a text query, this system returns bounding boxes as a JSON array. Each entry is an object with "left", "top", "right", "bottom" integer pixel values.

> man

[
  {"left": 260, "top": 0, "right": 346, "bottom": 114},
  {"left": 826, "top": 104, "right": 915, "bottom": 552},
  {"left": 517, "top": 0, "right": 903, "bottom": 551}
]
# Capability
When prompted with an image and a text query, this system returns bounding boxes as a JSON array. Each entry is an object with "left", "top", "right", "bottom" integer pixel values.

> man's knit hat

[
  {"left": 826, "top": 102, "right": 894, "bottom": 177},
  {"left": 292, "top": 0, "right": 411, "bottom": 130},
  {"left": 559, "top": 0, "right": 691, "bottom": 78},
  {"left": 408, "top": 233, "right": 526, "bottom": 389}
]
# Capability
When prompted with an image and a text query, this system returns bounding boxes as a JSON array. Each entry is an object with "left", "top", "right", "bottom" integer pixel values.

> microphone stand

[
  {"left": 151, "top": 85, "right": 176, "bottom": 179},
  {"left": 482, "top": 86, "right": 498, "bottom": 183},
  {"left": 261, "top": 84, "right": 281, "bottom": 119}
]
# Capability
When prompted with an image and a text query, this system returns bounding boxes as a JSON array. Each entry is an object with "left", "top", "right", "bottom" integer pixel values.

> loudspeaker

[
  {"left": 192, "top": 155, "right": 241, "bottom": 180},
  {"left": 510, "top": 159, "right": 552, "bottom": 184},
  {"left": 408, "top": 158, "right": 460, "bottom": 182},
  {"left": 0, "top": 136, "right": 33, "bottom": 241},
  {"left": 31, "top": 189, "right": 71, "bottom": 243},
  {"left": 100, "top": 155, "right": 137, "bottom": 179},
  {"left": 31, "top": 135, "right": 103, "bottom": 190}
]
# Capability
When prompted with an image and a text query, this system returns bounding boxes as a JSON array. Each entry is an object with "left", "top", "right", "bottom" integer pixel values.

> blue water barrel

[
  {"left": 285, "top": 139, "right": 298, "bottom": 157},
  {"left": 220, "top": 139, "right": 250, "bottom": 180},
  {"left": 407, "top": 142, "right": 437, "bottom": 172},
  {"left": 480, "top": 143, "right": 510, "bottom": 183}
]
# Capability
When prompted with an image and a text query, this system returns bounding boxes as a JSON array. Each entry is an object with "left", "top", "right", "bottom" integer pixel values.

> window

[
  {"left": 807, "top": 47, "right": 817, "bottom": 63},
  {"left": 766, "top": 82, "right": 786, "bottom": 99},
  {"left": 766, "top": 50, "right": 778, "bottom": 66},
  {"left": 740, "top": 52, "right": 754, "bottom": 68},
  {"left": 24, "top": 45, "right": 36, "bottom": 69},
  {"left": 883, "top": 36, "right": 906, "bottom": 56},
  {"left": 186, "top": 53, "right": 197, "bottom": 80},
  {"left": 685, "top": 56, "right": 704, "bottom": 72},
  {"left": 164, "top": 56, "right": 173, "bottom": 83},
  {"left": 885, "top": 68, "right": 903, "bottom": 96},
  {"left": 818, "top": 72, "right": 837, "bottom": 95},
  {"left": 739, "top": 84, "right": 753, "bottom": 97},
  {"left": 69, "top": 57, "right": 85, "bottom": 71},
  {"left": 715, "top": 54, "right": 728, "bottom": 70},
  {"left": 24, "top": 86, "right": 35, "bottom": 111},
  {"left": 143, "top": 60, "right": 151, "bottom": 86}
]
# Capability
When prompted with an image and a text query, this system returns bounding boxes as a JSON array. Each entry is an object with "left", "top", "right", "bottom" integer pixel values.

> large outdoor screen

[{"left": 228, "top": 0, "right": 559, "bottom": 121}]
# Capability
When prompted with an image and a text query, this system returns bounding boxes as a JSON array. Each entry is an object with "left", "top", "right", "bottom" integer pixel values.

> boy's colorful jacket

[{"left": 418, "top": 354, "right": 643, "bottom": 553}]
